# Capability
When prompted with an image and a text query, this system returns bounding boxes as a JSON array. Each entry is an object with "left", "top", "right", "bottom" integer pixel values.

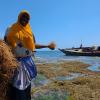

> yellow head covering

[{"left": 7, "top": 10, "right": 35, "bottom": 51}]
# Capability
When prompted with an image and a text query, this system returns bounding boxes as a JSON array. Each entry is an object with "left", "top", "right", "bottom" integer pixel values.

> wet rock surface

[
  {"left": 31, "top": 89, "right": 69, "bottom": 100},
  {"left": 31, "top": 60, "right": 100, "bottom": 100}
]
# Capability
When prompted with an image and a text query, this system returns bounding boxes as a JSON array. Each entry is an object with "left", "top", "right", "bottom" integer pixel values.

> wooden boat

[{"left": 59, "top": 45, "right": 100, "bottom": 56}]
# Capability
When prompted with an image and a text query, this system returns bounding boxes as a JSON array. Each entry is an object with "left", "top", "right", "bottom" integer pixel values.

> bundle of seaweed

[{"left": 0, "top": 40, "right": 18, "bottom": 100}]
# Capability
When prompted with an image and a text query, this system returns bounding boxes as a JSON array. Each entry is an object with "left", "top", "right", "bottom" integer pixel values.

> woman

[{"left": 5, "top": 10, "right": 56, "bottom": 100}]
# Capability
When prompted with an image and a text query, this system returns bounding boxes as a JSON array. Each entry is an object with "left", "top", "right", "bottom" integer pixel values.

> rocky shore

[{"left": 31, "top": 60, "right": 100, "bottom": 100}]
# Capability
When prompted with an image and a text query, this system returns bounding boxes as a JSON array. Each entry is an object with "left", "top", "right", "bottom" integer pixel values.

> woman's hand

[{"left": 48, "top": 42, "right": 56, "bottom": 50}]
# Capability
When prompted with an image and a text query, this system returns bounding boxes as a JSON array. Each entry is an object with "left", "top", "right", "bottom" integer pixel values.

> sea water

[{"left": 35, "top": 50, "right": 100, "bottom": 71}]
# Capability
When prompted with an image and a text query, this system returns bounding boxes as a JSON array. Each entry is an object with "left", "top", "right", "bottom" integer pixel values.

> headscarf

[{"left": 7, "top": 10, "right": 35, "bottom": 51}]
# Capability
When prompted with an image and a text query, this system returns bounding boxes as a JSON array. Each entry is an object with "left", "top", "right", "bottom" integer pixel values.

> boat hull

[{"left": 59, "top": 49, "right": 100, "bottom": 57}]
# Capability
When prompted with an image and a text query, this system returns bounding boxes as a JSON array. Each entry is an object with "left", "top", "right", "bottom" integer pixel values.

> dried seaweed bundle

[{"left": 0, "top": 40, "right": 18, "bottom": 100}]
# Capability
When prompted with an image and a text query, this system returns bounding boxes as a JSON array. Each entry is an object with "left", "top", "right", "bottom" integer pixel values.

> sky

[{"left": 0, "top": 0, "right": 100, "bottom": 49}]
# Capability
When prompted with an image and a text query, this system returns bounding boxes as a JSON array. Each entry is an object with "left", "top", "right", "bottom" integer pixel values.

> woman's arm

[
  {"left": 35, "top": 44, "right": 48, "bottom": 49},
  {"left": 35, "top": 42, "right": 56, "bottom": 50}
]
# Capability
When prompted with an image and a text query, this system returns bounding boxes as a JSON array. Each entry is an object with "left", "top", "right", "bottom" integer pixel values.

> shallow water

[
  {"left": 78, "top": 57, "right": 100, "bottom": 72},
  {"left": 32, "top": 89, "right": 69, "bottom": 100},
  {"left": 54, "top": 73, "right": 85, "bottom": 81},
  {"left": 87, "top": 63, "right": 100, "bottom": 71},
  {"left": 32, "top": 74, "right": 50, "bottom": 87},
  {"left": 35, "top": 50, "right": 100, "bottom": 71},
  {"left": 31, "top": 74, "right": 70, "bottom": 100},
  {"left": 32, "top": 73, "right": 86, "bottom": 88}
]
